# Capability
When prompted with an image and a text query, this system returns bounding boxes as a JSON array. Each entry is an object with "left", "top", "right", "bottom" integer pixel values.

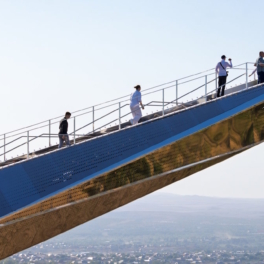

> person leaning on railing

[
  {"left": 215, "top": 55, "right": 233, "bottom": 97},
  {"left": 58, "top": 112, "right": 71, "bottom": 148},
  {"left": 129, "top": 85, "right": 144, "bottom": 125},
  {"left": 254, "top": 51, "right": 264, "bottom": 84}
]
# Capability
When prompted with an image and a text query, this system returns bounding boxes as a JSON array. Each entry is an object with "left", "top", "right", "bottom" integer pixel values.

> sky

[{"left": 0, "top": 0, "right": 264, "bottom": 198}]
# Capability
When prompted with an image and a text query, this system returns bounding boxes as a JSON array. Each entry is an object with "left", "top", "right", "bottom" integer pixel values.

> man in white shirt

[{"left": 215, "top": 55, "right": 233, "bottom": 97}]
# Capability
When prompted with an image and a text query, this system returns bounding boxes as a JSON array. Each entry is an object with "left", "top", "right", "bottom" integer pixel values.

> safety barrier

[{"left": 0, "top": 62, "right": 257, "bottom": 164}]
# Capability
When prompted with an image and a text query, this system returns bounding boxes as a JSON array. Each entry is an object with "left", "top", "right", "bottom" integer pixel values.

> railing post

[
  {"left": 3, "top": 134, "right": 6, "bottom": 161},
  {"left": 176, "top": 80, "right": 178, "bottom": 105},
  {"left": 92, "top": 106, "right": 95, "bottom": 133},
  {"left": 27, "top": 131, "right": 29, "bottom": 159},
  {"left": 162, "top": 89, "right": 165, "bottom": 116},
  {"left": 246, "top": 63, "right": 248, "bottom": 89},
  {"left": 205, "top": 75, "right": 207, "bottom": 102},
  {"left": 74, "top": 117, "right": 76, "bottom": 145},
  {"left": 119, "top": 102, "right": 121, "bottom": 130},
  {"left": 49, "top": 120, "right": 51, "bottom": 147},
  {"left": 215, "top": 72, "right": 218, "bottom": 93}
]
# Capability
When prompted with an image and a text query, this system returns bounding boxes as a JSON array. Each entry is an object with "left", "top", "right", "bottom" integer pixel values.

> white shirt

[
  {"left": 130, "top": 90, "right": 142, "bottom": 107},
  {"left": 215, "top": 60, "right": 233, "bottom": 76}
]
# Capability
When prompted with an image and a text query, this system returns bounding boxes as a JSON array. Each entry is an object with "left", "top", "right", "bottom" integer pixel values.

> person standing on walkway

[
  {"left": 58, "top": 112, "right": 71, "bottom": 148},
  {"left": 215, "top": 55, "right": 233, "bottom": 97},
  {"left": 254, "top": 51, "right": 264, "bottom": 84},
  {"left": 130, "top": 85, "right": 144, "bottom": 125}
]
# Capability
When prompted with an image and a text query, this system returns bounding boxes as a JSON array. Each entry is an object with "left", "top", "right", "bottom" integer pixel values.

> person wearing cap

[
  {"left": 130, "top": 85, "right": 144, "bottom": 125},
  {"left": 254, "top": 51, "right": 264, "bottom": 84},
  {"left": 215, "top": 55, "right": 233, "bottom": 97},
  {"left": 58, "top": 112, "right": 71, "bottom": 148}
]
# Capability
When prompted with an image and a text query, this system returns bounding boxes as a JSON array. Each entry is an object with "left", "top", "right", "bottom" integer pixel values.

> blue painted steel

[{"left": 0, "top": 85, "right": 264, "bottom": 218}]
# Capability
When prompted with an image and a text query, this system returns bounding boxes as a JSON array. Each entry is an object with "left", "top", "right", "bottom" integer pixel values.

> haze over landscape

[{"left": 3, "top": 193, "right": 264, "bottom": 263}]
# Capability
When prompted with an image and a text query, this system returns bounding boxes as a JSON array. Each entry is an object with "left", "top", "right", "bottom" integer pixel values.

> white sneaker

[{"left": 129, "top": 119, "right": 133, "bottom": 125}]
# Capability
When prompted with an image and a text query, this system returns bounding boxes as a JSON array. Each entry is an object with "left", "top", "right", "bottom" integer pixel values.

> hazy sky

[{"left": 0, "top": 0, "right": 264, "bottom": 198}]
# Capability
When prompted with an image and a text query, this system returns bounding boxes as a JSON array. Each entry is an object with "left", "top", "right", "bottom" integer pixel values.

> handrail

[
  {"left": 164, "top": 76, "right": 218, "bottom": 106},
  {"left": 0, "top": 62, "right": 253, "bottom": 138},
  {"left": 0, "top": 62, "right": 257, "bottom": 163},
  {"left": 203, "top": 73, "right": 246, "bottom": 98},
  {"left": 0, "top": 70, "right": 248, "bottom": 159}
]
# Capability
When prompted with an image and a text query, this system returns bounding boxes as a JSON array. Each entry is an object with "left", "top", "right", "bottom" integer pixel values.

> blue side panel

[
  {"left": 0, "top": 165, "right": 41, "bottom": 212},
  {"left": 0, "top": 86, "right": 264, "bottom": 218},
  {"left": 0, "top": 191, "right": 10, "bottom": 216}
]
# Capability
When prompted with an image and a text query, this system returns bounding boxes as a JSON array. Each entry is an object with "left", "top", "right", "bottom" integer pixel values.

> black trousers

[
  {"left": 217, "top": 76, "right": 227, "bottom": 97},
  {"left": 258, "top": 72, "right": 264, "bottom": 84}
]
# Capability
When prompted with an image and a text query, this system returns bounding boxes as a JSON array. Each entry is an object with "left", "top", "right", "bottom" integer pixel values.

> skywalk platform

[{"left": 0, "top": 64, "right": 263, "bottom": 260}]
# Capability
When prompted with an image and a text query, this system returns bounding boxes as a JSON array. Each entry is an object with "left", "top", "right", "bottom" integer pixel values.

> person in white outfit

[
  {"left": 130, "top": 85, "right": 144, "bottom": 125},
  {"left": 215, "top": 55, "right": 233, "bottom": 97}
]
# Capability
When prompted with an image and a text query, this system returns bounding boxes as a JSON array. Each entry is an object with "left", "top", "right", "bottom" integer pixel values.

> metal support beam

[
  {"left": 205, "top": 75, "right": 207, "bottom": 102},
  {"left": 119, "top": 102, "right": 121, "bottom": 130},
  {"left": 176, "top": 80, "right": 178, "bottom": 105},
  {"left": 162, "top": 89, "right": 165, "bottom": 116},
  {"left": 3, "top": 134, "right": 6, "bottom": 161},
  {"left": 92, "top": 106, "right": 95, "bottom": 133},
  {"left": 246, "top": 63, "right": 248, "bottom": 89},
  {"left": 74, "top": 117, "right": 76, "bottom": 145},
  {"left": 49, "top": 120, "right": 51, "bottom": 147},
  {"left": 215, "top": 72, "right": 218, "bottom": 93},
  {"left": 27, "top": 131, "right": 29, "bottom": 159}
]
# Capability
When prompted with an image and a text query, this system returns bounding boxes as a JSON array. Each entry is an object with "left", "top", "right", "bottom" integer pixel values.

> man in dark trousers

[
  {"left": 215, "top": 55, "right": 233, "bottom": 97},
  {"left": 58, "top": 112, "right": 71, "bottom": 148}
]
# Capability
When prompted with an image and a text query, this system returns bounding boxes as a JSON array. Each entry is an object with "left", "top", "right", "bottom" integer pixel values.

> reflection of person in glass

[{"left": 130, "top": 85, "right": 144, "bottom": 125}]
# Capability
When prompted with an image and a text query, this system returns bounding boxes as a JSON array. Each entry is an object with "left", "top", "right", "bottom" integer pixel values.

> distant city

[
  {"left": 2, "top": 193, "right": 264, "bottom": 264},
  {"left": 6, "top": 249, "right": 264, "bottom": 263}
]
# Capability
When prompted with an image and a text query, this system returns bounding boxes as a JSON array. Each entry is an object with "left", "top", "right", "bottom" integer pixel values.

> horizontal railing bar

[
  {"left": 74, "top": 103, "right": 129, "bottom": 119},
  {"left": 0, "top": 72, "right": 252, "bottom": 162},
  {"left": 167, "top": 77, "right": 218, "bottom": 105},
  {"left": 166, "top": 72, "right": 247, "bottom": 107},
  {"left": 148, "top": 101, "right": 172, "bottom": 104},
  {"left": 119, "top": 73, "right": 245, "bottom": 122},
  {"left": 1, "top": 63, "right": 251, "bottom": 138},
  {"left": 0, "top": 136, "right": 24, "bottom": 149},
  {"left": 234, "top": 62, "right": 251, "bottom": 67},
  {"left": 230, "top": 68, "right": 255, "bottom": 70},
  {"left": 0, "top": 72, "right": 253, "bottom": 142},
  {"left": 85, "top": 118, "right": 119, "bottom": 136},
  {"left": 0, "top": 72, "right": 250, "bottom": 142},
  {"left": 4, "top": 134, "right": 88, "bottom": 138},
  {"left": 0, "top": 62, "right": 256, "bottom": 163},
  {"left": 178, "top": 72, "right": 215, "bottom": 85},
  {"left": 71, "top": 105, "right": 122, "bottom": 134},
  {"left": 203, "top": 73, "right": 246, "bottom": 97},
  {"left": 0, "top": 74, "right": 217, "bottom": 140}
]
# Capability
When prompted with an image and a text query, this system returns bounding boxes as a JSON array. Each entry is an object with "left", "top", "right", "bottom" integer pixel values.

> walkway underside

[{"left": 1, "top": 98, "right": 264, "bottom": 259}]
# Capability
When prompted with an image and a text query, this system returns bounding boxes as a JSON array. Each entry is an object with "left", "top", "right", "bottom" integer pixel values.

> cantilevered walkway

[{"left": 0, "top": 62, "right": 263, "bottom": 260}]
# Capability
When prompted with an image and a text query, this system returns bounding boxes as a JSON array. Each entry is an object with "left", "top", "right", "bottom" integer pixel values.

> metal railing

[{"left": 0, "top": 62, "right": 258, "bottom": 164}]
